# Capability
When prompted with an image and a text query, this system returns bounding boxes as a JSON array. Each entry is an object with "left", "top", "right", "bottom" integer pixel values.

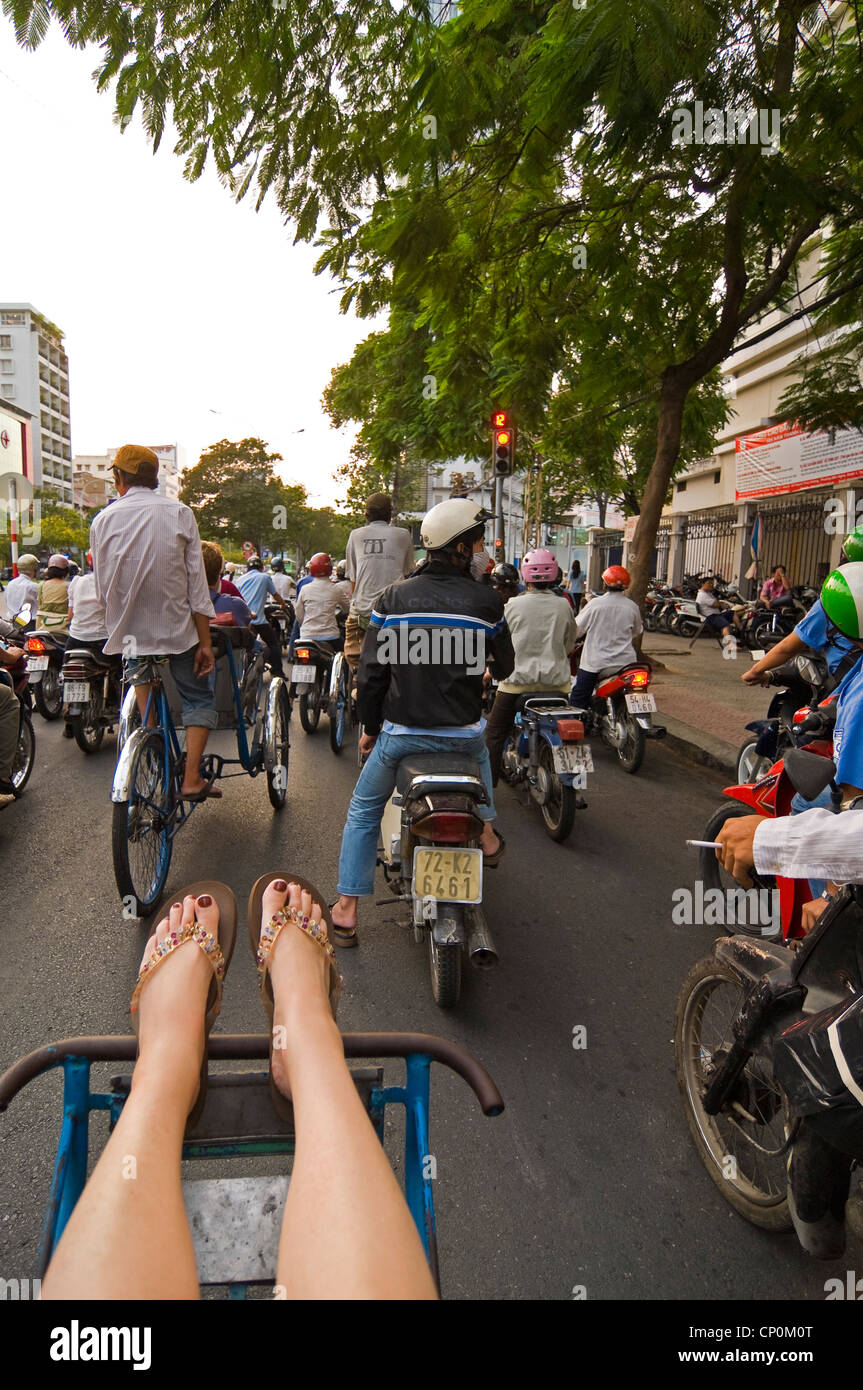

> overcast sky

[{"left": 0, "top": 24, "right": 373, "bottom": 506}]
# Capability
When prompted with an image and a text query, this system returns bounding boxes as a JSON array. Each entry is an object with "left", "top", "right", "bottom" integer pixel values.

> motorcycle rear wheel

[
  {"left": 34, "top": 665, "right": 62, "bottom": 720},
  {"left": 328, "top": 658, "right": 350, "bottom": 755},
  {"left": 675, "top": 954, "right": 792, "bottom": 1231},
  {"left": 614, "top": 712, "right": 645, "bottom": 774},
  {"left": 11, "top": 714, "right": 35, "bottom": 794},
  {"left": 72, "top": 691, "right": 105, "bottom": 754},
  {"left": 428, "top": 928, "right": 462, "bottom": 1008},
  {"left": 538, "top": 743, "right": 576, "bottom": 841},
  {"left": 299, "top": 683, "right": 322, "bottom": 733},
  {"left": 677, "top": 617, "right": 702, "bottom": 639}
]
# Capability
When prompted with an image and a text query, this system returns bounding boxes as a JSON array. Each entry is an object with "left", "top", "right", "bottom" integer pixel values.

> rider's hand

[
  {"left": 194, "top": 643, "right": 215, "bottom": 677},
  {"left": 801, "top": 897, "right": 829, "bottom": 935},
  {"left": 715, "top": 814, "right": 769, "bottom": 887},
  {"left": 360, "top": 732, "right": 377, "bottom": 755},
  {"left": 742, "top": 667, "right": 771, "bottom": 686}
]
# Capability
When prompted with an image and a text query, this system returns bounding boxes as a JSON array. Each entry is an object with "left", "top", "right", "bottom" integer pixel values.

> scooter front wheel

[{"left": 675, "top": 954, "right": 792, "bottom": 1231}]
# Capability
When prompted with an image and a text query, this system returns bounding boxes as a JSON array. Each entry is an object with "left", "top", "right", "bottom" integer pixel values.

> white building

[
  {"left": 430, "top": 0, "right": 460, "bottom": 21},
  {"left": 71, "top": 444, "right": 181, "bottom": 505},
  {"left": 0, "top": 304, "right": 72, "bottom": 504},
  {"left": 421, "top": 457, "right": 527, "bottom": 559}
]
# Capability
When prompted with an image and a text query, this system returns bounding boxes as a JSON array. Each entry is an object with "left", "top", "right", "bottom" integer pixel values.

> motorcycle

[
  {"left": 500, "top": 695, "right": 591, "bottom": 842},
  {"left": 571, "top": 647, "right": 665, "bottom": 773},
  {"left": 24, "top": 628, "right": 66, "bottom": 721},
  {"left": 0, "top": 610, "right": 36, "bottom": 799},
  {"left": 676, "top": 748, "right": 863, "bottom": 1258},
  {"left": 735, "top": 651, "right": 833, "bottom": 782},
  {"left": 378, "top": 752, "right": 497, "bottom": 1007},
  {"left": 60, "top": 644, "right": 125, "bottom": 754},
  {"left": 741, "top": 586, "right": 818, "bottom": 651},
  {"left": 264, "top": 599, "right": 295, "bottom": 651},
  {"left": 290, "top": 638, "right": 353, "bottom": 753}
]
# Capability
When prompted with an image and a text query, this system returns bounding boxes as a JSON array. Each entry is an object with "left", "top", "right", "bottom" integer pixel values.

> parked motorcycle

[
  {"left": 24, "top": 628, "right": 66, "bottom": 721},
  {"left": 290, "top": 639, "right": 352, "bottom": 753},
  {"left": 677, "top": 748, "right": 863, "bottom": 1257},
  {"left": 741, "top": 586, "right": 818, "bottom": 651},
  {"left": 378, "top": 753, "right": 497, "bottom": 1007},
  {"left": 60, "top": 645, "right": 125, "bottom": 754},
  {"left": 0, "top": 611, "right": 36, "bottom": 798},
  {"left": 500, "top": 695, "right": 591, "bottom": 841},
  {"left": 571, "top": 648, "right": 665, "bottom": 773}
]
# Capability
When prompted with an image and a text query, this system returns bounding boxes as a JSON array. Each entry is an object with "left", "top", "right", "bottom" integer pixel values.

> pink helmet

[
  {"left": 48, "top": 553, "right": 70, "bottom": 570},
  {"left": 521, "top": 548, "right": 558, "bottom": 583}
]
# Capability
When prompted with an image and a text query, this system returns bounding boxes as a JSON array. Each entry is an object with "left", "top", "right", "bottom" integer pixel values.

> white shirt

[
  {"left": 575, "top": 591, "right": 642, "bottom": 672},
  {"left": 4, "top": 573, "right": 38, "bottom": 623},
  {"left": 295, "top": 577, "right": 351, "bottom": 639},
  {"left": 754, "top": 808, "right": 863, "bottom": 882},
  {"left": 68, "top": 573, "right": 108, "bottom": 641},
  {"left": 271, "top": 573, "right": 295, "bottom": 601},
  {"left": 90, "top": 488, "right": 214, "bottom": 656},
  {"left": 696, "top": 587, "right": 722, "bottom": 616}
]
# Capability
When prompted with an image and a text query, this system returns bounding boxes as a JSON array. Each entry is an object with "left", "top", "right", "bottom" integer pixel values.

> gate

[
  {"left": 596, "top": 529, "right": 623, "bottom": 572},
  {"left": 681, "top": 508, "right": 737, "bottom": 581},
  {"left": 652, "top": 521, "right": 672, "bottom": 581},
  {"left": 756, "top": 493, "right": 833, "bottom": 590}
]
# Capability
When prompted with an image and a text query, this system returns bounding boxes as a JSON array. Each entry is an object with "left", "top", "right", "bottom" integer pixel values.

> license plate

[
  {"left": 27, "top": 655, "right": 49, "bottom": 671},
  {"left": 412, "top": 847, "right": 483, "bottom": 905},
  {"left": 291, "top": 664, "right": 316, "bottom": 684},
  {"left": 625, "top": 692, "right": 656, "bottom": 713},
  {"left": 553, "top": 743, "right": 594, "bottom": 774},
  {"left": 63, "top": 680, "right": 90, "bottom": 703}
]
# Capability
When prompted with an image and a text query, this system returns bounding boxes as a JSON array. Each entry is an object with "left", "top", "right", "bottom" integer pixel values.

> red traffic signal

[{"left": 492, "top": 420, "right": 515, "bottom": 475}]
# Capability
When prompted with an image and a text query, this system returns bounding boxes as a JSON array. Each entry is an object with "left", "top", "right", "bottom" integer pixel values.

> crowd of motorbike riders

[{"left": 8, "top": 446, "right": 863, "bottom": 1260}]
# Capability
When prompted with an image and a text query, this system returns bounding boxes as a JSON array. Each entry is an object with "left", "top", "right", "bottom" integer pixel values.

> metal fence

[
  {"left": 652, "top": 522, "right": 672, "bottom": 581},
  {"left": 596, "top": 529, "right": 623, "bottom": 572},
  {"left": 755, "top": 493, "right": 833, "bottom": 591},
  {"left": 682, "top": 507, "right": 738, "bottom": 581}
]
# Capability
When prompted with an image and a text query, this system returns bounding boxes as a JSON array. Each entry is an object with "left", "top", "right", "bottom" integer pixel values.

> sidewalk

[{"left": 643, "top": 632, "right": 768, "bottom": 773}]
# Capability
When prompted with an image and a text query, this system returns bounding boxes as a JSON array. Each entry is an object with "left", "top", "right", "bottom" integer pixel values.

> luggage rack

[{"left": 0, "top": 1032, "right": 504, "bottom": 1297}]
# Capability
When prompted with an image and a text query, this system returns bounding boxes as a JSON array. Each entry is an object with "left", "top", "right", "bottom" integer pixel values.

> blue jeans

[
  {"left": 570, "top": 668, "right": 597, "bottom": 707},
  {"left": 790, "top": 786, "right": 833, "bottom": 896},
  {"left": 337, "top": 730, "right": 496, "bottom": 898}
]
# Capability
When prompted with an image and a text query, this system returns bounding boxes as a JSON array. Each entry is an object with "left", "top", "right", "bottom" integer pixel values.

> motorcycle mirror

[
  {"left": 782, "top": 748, "right": 837, "bottom": 801},
  {"left": 795, "top": 655, "right": 820, "bottom": 685}
]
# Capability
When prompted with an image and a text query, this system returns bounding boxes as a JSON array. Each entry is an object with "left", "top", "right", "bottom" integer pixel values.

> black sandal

[
  {"left": 329, "top": 903, "right": 359, "bottom": 948},
  {"left": 483, "top": 830, "right": 506, "bottom": 868}
]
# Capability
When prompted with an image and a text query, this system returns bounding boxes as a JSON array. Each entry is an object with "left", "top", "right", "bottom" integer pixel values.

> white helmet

[
  {"left": 15, "top": 553, "right": 38, "bottom": 574},
  {"left": 421, "top": 499, "right": 491, "bottom": 550}
]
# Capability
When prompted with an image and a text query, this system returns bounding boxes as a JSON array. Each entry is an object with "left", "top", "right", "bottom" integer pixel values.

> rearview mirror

[{"left": 783, "top": 748, "right": 836, "bottom": 802}]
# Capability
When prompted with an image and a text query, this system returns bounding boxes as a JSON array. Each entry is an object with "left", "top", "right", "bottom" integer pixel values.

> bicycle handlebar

[{"left": 0, "top": 1032, "right": 504, "bottom": 1117}]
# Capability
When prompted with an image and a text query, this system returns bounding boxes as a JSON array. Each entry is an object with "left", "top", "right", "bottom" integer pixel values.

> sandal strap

[
  {"left": 257, "top": 907, "right": 342, "bottom": 996},
  {"left": 130, "top": 922, "right": 227, "bottom": 1015}
]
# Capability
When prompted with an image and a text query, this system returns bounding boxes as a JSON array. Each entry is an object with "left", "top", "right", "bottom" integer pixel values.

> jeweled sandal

[
  {"left": 130, "top": 881, "right": 237, "bottom": 1134},
  {"left": 247, "top": 873, "right": 343, "bottom": 1120}
]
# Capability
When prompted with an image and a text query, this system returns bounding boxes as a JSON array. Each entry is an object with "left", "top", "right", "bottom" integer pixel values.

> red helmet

[
  {"left": 309, "top": 552, "right": 333, "bottom": 577},
  {"left": 602, "top": 564, "right": 630, "bottom": 589}
]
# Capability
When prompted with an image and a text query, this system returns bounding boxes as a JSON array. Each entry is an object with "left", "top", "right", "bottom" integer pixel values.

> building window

[
  {"left": 1, "top": 312, "right": 25, "bottom": 326},
  {"left": 676, "top": 480, "right": 687, "bottom": 492},
  {"left": 0, "top": 335, "right": 10, "bottom": 350},
  {"left": 2, "top": 384, "right": 14, "bottom": 399},
  {"left": 0, "top": 360, "right": 13, "bottom": 375},
  {"left": 714, "top": 471, "right": 721, "bottom": 483}
]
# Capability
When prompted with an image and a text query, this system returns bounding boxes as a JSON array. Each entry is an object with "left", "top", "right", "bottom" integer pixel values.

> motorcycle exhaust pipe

[{"left": 466, "top": 905, "right": 499, "bottom": 970}]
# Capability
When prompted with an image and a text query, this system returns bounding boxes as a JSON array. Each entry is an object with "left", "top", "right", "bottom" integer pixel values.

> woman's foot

[
  {"left": 331, "top": 894, "right": 359, "bottom": 947},
  {"left": 132, "top": 894, "right": 220, "bottom": 1115},
  {"left": 260, "top": 880, "right": 340, "bottom": 1101}
]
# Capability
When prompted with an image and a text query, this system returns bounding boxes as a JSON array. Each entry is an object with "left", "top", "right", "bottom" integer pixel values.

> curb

[{"left": 658, "top": 714, "right": 737, "bottom": 775}]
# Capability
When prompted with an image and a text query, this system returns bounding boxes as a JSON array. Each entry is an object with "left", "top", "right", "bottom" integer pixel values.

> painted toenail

[
  {"left": 197, "top": 894, "right": 212, "bottom": 907},
  {"left": 273, "top": 880, "right": 287, "bottom": 891},
  {"left": 172, "top": 902, "right": 182, "bottom": 910}
]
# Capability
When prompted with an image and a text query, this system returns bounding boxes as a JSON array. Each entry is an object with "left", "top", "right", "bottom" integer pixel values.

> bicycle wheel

[
  {"left": 266, "top": 682, "right": 290, "bottom": 811},
  {"left": 112, "top": 728, "right": 174, "bottom": 914},
  {"left": 329, "top": 657, "right": 349, "bottom": 755}
]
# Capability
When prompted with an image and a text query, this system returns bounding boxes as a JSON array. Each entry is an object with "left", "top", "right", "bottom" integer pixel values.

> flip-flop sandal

[
  {"left": 181, "top": 782, "right": 223, "bottom": 802},
  {"left": 247, "top": 873, "right": 343, "bottom": 1121},
  {"left": 483, "top": 830, "right": 506, "bottom": 868},
  {"left": 329, "top": 904, "right": 359, "bottom": 948},
  {"left": 130, "top": 880, "right": 237, "bottom": 1135}
]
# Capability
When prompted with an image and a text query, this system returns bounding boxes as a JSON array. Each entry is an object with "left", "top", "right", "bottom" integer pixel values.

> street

[{"left": 0, "top": 711, "right": 858, "bottom": 1300}]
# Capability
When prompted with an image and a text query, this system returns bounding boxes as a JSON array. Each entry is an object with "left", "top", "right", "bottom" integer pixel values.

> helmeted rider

[
  {"left": 485, "top": 548, "right": 577, "bottom": 784},
  {"left": 569, "top": 564, "right": 643, "bottom": 708},
  {"left": 330, "top": 498, "right": 515, "bottom": 947},
  {"left": 235, "top": 554, "right": 292, "bottom": 678},
  {"left": 489, "top": 561, "right": 521, "bottom": 604},
  {"left": 294, "top": 552, "right": 351, "bottom": 647},
  {"left": 3, "top": 554, "right": 39, "bottom": 630}
]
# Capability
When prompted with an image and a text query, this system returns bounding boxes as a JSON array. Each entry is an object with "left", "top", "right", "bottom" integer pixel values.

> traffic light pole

[{"left": 495, "top": 475, "right": 505, "bottom": 557}]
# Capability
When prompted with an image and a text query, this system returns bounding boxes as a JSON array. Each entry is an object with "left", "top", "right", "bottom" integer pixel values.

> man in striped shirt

[{"left": 90, "top": 445, "right": 220, "bottom": 801}]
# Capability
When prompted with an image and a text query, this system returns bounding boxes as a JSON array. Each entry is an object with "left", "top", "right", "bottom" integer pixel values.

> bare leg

[
  {"left": 264, "top": 881, "right": 437, "bottom": 1300},
  {"left": 181, "top": 724, "right": 211, "bottom": 796},
  {"left": 134, "top": 682, "right": 157, "bottom": 727},
  {"left": 41, "top": 894, "right": 220, "bottom": 1300}
]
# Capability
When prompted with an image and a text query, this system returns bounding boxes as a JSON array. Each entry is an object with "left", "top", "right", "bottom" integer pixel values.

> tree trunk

[
  {"left": 627, "top": 374, "right": 689, "bottom": 607},
  {"left": 595, "top": 491, "right": 607, "bottom": 528}
]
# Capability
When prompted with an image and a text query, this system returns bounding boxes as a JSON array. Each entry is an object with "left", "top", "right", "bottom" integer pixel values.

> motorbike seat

[
  {"left": 770, "top": 594, "right": 795, "bottom": 610},
  {"left": 396, "top": 754, "right": 487, "bottom": 800},
  {"left": 65, "top": 645, "right": 119, "bottom": 667}
]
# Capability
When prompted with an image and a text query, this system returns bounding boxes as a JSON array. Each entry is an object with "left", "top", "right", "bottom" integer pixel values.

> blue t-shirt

[
  {"left": 209, "top": 587, "right": 252, "bottom": 626},
  {"left": 236, "top": 571, "right": 276, "bottom": 625},
  {"left": 795, "top": 598, "right": 858, "bottom": 676},
  {"left": 833, "top": 660, "right": 863, "bottom": 789}
]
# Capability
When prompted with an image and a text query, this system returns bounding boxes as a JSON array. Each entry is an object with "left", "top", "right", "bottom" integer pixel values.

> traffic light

[{"left": 491, "top": 412, "right": 516, "bottom": 475}]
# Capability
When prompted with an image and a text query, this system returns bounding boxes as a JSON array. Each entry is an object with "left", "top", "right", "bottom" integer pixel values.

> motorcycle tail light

[
  {"left": 411, "top": 812, "right": 484, "bottom": 843},
  {"left": 25, "top": 637, "right": 47, "bottom": 653},
  {"left": 557, "top": 719, "right": 584, "bottom": 741},
  {"left": 295, "top": 648, "right": 312, "bottom": 661},
  {"left": 624, "top": 668, "right": 650, "bottom": 689}
]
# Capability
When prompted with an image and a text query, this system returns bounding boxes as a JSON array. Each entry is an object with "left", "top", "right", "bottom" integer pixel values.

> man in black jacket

[{"left": 330, "top": 499, "right": 515, "bottom": 946}]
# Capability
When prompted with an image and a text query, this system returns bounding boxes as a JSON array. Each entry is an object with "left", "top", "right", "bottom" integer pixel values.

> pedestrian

[
  {"left": 90, "top": 444, "right": 221, "bottom": 802},
  {"left": 569, "top": 558, "right": 586, "bottom": 612},
  {"left": 344, "top": 493, "right": 415, "bottom": 682}
]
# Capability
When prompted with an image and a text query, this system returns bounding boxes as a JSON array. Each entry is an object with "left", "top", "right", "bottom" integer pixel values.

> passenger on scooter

[
  {"left": 2, "top": 554, "right": 38, "bottom": 631},
  {"left": 36, "top": 554, "right": 71, "bottom": 630},
  {"left": 294, "top": 553, "right": 351, "bottom": 651},
  {"left": 489, "top": 562, "right": 521, "bottom": 604},
  {"left": 569, "top": 564, "right": 642, "bottom": 707},
  {"left": 330, "top": 499, "right": 515, "bottom": 947},
  {"left": 485, "top": 549, "right": 577, "bottom": 784}
]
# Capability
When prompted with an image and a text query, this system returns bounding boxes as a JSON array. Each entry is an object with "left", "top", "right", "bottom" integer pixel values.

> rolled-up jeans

[
  {"left": 125, "top": 646, "right": 217, "bottom": 729},
  {"left": 337, "top": 729, "right": 496, "bottom": 898}
]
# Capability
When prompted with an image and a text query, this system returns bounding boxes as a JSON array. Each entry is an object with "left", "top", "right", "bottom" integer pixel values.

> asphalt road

[{"left": 0, "top": 708, "right": 859, "bottom": 1300}]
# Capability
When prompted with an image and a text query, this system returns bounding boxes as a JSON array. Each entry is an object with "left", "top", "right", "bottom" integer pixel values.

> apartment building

[
  {"left": 71, "top": 444, "right": 181, "bottom": 507},
  {"left": 0, "top": 304, "right": 72, "bottom": 504}
]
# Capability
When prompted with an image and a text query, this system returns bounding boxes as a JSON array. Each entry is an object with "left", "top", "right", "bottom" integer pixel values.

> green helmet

[
  {"left": 821, "top": 563, "right": 863, "bottom": 640},
  {"left": 842, "top": 526, "right": 863, "bottom": 563}
]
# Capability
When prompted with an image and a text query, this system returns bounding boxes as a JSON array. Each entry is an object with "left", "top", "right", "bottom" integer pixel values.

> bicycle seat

[{"left": 396, "top": 754, "right": 486, "bottom": 799}]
